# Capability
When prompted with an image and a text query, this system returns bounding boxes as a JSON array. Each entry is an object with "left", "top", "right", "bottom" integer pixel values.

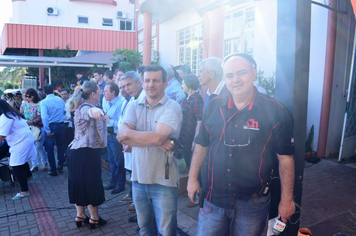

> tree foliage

[
  {"left": 112, "top": 49, "right": 142, "bottom": 72},
  {"left": 0, "top": 67, "right": 26, "bottom": 86},
  {"left": 256, "top": 69, "right": 276, "bottom": 97},
  {"left": 27, "top": 45, "right": 79, "bottom": 86}
]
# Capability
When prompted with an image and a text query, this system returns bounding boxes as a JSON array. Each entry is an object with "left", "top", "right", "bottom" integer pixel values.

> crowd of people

[{"left": 0, "top": 53, "right": 296, "bottom": 236}]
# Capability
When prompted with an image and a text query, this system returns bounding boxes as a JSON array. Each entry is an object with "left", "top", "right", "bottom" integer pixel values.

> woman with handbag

[
  {"left": 20, "top": 88, "right": 48, "bottom": 172},
  {"left": 66, "top": 81, "right": 107, "bottom": 229},
  {"left": 0, "top": 100, "right": 36, "bottom": 200}
]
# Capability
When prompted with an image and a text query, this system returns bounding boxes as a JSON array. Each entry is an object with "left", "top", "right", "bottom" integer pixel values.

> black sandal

[
  {"left": 89, "top": 217, "right": 107, "bottom": 229},
  {"left": 75, "top": 216, "right": 90, "bottom": 228}
]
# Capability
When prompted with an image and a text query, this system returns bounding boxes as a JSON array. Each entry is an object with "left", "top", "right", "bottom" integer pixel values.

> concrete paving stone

[
  {"left": 309, "top": 210, "right": 356, "bottom": 236},
  {"left": 9, "top": 224, "right": 19, "bottom": 232},
  {"left": 109, "top": 225, "right": 125, "bottom": 234},
  {"left": 9, "top": 229, "right": 30, "bottom": 236},
  {"left": 56, "top": 220, "right": 69, "bottom": 229},
  {"left": 0, "top": 229, "right": 10, "bottom": 236},
  {"left": 29, "top": 227, "right": 40, "bottom": 236},
  {"left": 123, "top": 226, "right": 137, "bottom": 235},
  {"left": 89, "top": 229, "right": 107, "bottom": 236},
  {"left": 107, "top": 219, "right": 126, "bottom": 228},
  {"left": 15, "top": 224, "right": 39, "bottom": 231},
  {"left": 18, "top": 219, "right": 28, "bottom": 226},
  {"left": 100, "top": 232, "right": 118, "bottom": 236},
  {"left": 118, "top": 222, "right": 138, "bottom": 229},
  {"left": 0, "top": 217, "right": 9, "bottom": 224}
]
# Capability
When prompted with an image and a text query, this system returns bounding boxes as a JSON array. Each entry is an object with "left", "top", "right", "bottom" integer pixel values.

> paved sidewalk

[
  {"left": 1, "top": 157, "right": 356, "bottom": 236},
  {"left": 0, "top": 153, "right": 199, "bottom": 236}
]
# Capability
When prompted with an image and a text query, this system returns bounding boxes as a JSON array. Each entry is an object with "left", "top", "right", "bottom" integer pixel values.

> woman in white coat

[{"left": 0, "top": 100, "right": 37, "bottom": 200}]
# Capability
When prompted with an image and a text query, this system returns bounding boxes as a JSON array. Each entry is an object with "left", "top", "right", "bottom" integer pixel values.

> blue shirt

[
  {"left": 40, "top": 94, "right": 65, "bottom": 133},
  {"left": 97, "top": 80, "right": 106, "bottom": 108},
  {"left": 103, "top": 95, "right": 123, "bottom": 133},
  {"left": 165, "top": 77, "right": 186, "bottom": 104}
]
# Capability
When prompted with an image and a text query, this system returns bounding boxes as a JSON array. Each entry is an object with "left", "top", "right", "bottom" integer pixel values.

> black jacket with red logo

[{"left": 195, "top": 90, "right": 295, "bottom": 209}]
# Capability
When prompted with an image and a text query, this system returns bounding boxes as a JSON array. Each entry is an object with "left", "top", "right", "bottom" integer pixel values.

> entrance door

[{"left": 340, "top": 59, "right": 356, "bottom": 160}]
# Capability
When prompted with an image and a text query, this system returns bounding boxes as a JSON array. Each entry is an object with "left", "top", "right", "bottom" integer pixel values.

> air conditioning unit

[
  {"left": 116, "top": 11, "right": 127, "bottom": 19},
  {"left": 47, "top": 7, "right": 59, "bottom": 16}
]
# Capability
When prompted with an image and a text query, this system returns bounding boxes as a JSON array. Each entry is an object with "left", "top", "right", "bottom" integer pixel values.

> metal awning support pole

[
  {"left": 338, "top": 25, "right": 356, "bottom": 162},
  {"left": 49, "top": 67, "right": 52, "bottom": 85},
  {"left": 275, "top": 0, "right": 311, "bottom": 235}
]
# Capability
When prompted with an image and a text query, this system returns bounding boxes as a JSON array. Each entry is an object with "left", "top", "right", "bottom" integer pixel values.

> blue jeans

[
  {"left": 32, "top": 127, "right": 48, "bottom": 168},
  {"left": 107, "top": 134, "right": 125, "bottom": 188},
  {"left": 132, "top": 182, "right": 178, "bottom": 236},
  {"left": 197, "top": 194, "right": 271, "bottom": 236},
  {"left": 44, "top": 123, "right": 65, "bottom": 172}
]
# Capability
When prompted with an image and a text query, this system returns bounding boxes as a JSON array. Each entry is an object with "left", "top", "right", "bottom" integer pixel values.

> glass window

[
  {"left": 119, "top": 20, "right": 134, "bottom": 31},
  {"left": 78, "top": 16, "right": 88, "bottom": 24},
  {"left": 224, "top": 5, "right": 255, "bottom": 57},
  {"left": 178, "top": 24, "right": 203, "bottom": 74},
  {"left": 102, "top": 18, "right": 113, "bottom": 26}
]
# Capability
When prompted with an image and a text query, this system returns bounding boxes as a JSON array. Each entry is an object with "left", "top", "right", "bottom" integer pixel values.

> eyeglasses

[
  {"left": 25, "top": 96, "right": 31, "bottom": 98},
  {"left": 224, "top": 127, "right": 250, "bottom": 147}
]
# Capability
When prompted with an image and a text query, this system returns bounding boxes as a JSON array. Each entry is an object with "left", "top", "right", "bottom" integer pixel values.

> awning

[{"left": 0, "top": 52, "right": 116, "bottom": 68}]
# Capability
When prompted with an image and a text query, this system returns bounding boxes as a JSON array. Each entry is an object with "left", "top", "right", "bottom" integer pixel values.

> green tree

[
  {"left": 0, "top": 67, "right": 26, "bottom": 86},
  {"left": 112, "top": 49, "right": 142, "bottom": 72},
  {"left": 4, "top": 82, "right": 14, "bottom": 89},
  {"left": 27, "top": 45, "right": 79, "bottom": 87},
  {"left": 256, "top": 69, "right": 275, "bottom": 97}
]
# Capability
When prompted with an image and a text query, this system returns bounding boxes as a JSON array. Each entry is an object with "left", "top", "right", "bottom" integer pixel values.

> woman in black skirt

[{"left": 66, "top": 81, "right": 107, "bottom": 229}]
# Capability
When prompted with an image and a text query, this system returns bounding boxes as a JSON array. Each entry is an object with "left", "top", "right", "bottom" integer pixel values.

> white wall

[
  {"left": 158, "top": 7, "right": 202, "bottom": 68},
  {"left": 307, "top": 2, "right": 328, "bottom": 151},
  {"left": 11, "top": 0, "right": 134, "bottom": 31},
  {"left": 254, "top": 0, "right": 277, "bottom": 77}
]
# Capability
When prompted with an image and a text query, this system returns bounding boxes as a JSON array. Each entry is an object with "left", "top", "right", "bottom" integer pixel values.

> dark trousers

[
  {"left": 45, "top": 123, "right": 65, "bottom": 172},
  {"left": 64, "top": 124, "right": 74, "bottom": 155},
  {"left": 107, "top": 134, "right": 126, "bottom": 188},
  {"left": 12, "top": 162, "right": 32, "bottom": 192}
]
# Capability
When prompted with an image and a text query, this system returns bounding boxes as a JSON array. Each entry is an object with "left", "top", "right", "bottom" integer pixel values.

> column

[{"left": 142, "top": 12, "right": 152, "bottom": 66}]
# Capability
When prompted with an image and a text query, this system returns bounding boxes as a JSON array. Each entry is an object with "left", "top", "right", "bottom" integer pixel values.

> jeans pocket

[{"left": 248, "top": 193, "right": 271, "bottom": 210}]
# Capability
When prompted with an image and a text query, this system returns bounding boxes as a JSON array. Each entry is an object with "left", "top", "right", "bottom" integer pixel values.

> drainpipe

[
  {"left": 317, "top": 0, "right": 337, "bottom": 158},
  {"left": 39, "top": 49, "right": 44, "bottom": 88}
]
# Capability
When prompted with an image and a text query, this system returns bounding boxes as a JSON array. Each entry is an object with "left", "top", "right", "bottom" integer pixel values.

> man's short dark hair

[
  {"left": 44, "top": 84, "right": 54, "bottom": 95},
  {"left": 177, "top": 66, "right": 187, "bottom": 74},
  {"left": 93, "top": 68, "right": 104, "bottom": 75},
  {"left": 222, "top": 53, "right": 257, "bottom": 69},
  {"left": 106, "top": 82, "right": 119, "bottom": 96},
  {"left": 114, "top": 69, "right": 125, "bottom": 75},
  {"left": 143, "top": 65, "right": 167, "bottom": 83},
  {"left": 75, "top": 69, "right": 83, "bottom": 75},
  {"left": 104, "top": 70, "right": 114, "bottom": 80},
  {"left": 136, "top": 66, "right": 145, "bottom": 74},
  {"left": 61, "top": 89, "right": 69, "bottom": 94}
]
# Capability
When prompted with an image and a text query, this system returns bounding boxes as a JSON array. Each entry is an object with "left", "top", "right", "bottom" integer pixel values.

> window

[
  {"left": 119, "top": 20, "right": 134, "bottom": 31},
  {"left": 224, "top": 6, "right": 255, "bottom": 57},
  {"left": 178, "top": 24, "right": 203, "bottom": 75},
  {"left": 137, "top": 13, "right": 144, "bottom": 31},
  {"left": 102, "top": 18, "right": 113, "bottom": 26},
  {"left": 78, "top": 16, "right": 88, "bottom": 24}
]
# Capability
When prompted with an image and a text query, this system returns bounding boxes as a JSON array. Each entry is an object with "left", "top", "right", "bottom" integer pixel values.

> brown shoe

[
  {"left": 127, "top": 203, "right": 136, "bottom": 213},
  {"left": 42, "top": 163, "right": 48, "bottom": 171},
  {"left": 187, "top": 201, "right": 199, "bottom": 208},
  {"left": 120, "top": 194, "right": 133, "bottom": 203}
]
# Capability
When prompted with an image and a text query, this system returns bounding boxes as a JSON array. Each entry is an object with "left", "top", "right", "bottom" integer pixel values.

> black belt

[{"left": 49, "top": 122, "right": 64, "bottom": 125}]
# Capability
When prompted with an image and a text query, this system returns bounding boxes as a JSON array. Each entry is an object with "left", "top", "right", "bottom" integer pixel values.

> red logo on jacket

[{"left": 246, "top": 119, "right": 258, "bottom": 129}]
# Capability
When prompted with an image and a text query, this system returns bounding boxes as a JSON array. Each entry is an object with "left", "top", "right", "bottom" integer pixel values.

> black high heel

[
  {"left": 75, "top": 216, "right": 90, "bottom": 228},
  {"left": 89, "top": 217, "right": 107, "bottom": 229}
]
